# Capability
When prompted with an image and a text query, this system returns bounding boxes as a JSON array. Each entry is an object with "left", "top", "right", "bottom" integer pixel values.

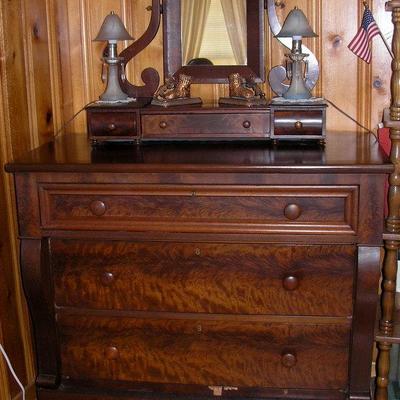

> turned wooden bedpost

[{"left": 376, "top": 2, "right": 400, "bottom": 399}]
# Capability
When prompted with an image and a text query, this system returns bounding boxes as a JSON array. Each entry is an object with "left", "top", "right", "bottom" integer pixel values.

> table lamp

[
  {"left": 276, "top": 7, "right": 318, "bottom": 100},
  {"left": 94, "top": 12, "right": 134, "bottom": 102}
]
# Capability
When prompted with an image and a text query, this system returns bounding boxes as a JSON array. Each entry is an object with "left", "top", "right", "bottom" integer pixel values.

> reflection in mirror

[{"left": 181, "top": 0, "right": 247, "bottom": 66}]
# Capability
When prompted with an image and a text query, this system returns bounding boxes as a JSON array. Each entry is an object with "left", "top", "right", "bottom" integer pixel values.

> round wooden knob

[
  {"left": 284, "top": 204, "right": 302, "bottom": 220},
  {"left": 243, "top": 120, "right": 251, "bottom": 129},
  {"left": 281, "top": 353, "right": 297, "bottom": 368},
  {"left": 108, "top": 123, "right": 116, "bottom": 131},
  {"left": 294, "top": 121, "right": 303, "bottom": 130},
  {"left": 159, "top": 121, "right": 168, "bottom": 129},
  {"left": 105, "top": 346, "right": 119, "bottom": 360},
  {"left": 89, "top": 200, "right": 106, "bottom": 216},
  {"left": 283, "top": 276, "right": 299, "bottom": 291},
  {"left": 101, "top": 272, "right": 115, "bottom": 286}
]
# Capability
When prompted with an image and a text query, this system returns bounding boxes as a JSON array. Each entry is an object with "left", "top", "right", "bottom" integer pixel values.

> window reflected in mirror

[{"left": 181, "top": 0, "right": 247, "bottom": 66}]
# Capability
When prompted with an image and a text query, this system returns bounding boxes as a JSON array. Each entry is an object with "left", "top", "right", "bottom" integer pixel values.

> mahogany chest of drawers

[{"left": 5, "top": 133, "right": 391, "bottom": 400}]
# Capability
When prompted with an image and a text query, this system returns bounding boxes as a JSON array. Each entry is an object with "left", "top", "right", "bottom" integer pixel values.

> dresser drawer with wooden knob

[
  {"left": 38, "top": 184, "right": 358, "bottom": 235},
  {"left": 271, "top": 105, "right": 327, "bottom": 140},
  {"left": 52, "top": 239, "right": 355, "bottom": 316},
  {"left": 58, "top": 314, "right": 350, "bottom": 391},
  {"left": 86, "top": 109, "right": 139, "bottom": 142},
  {"left": 141, "top": 112, "right": 270, "bottom": 140}
]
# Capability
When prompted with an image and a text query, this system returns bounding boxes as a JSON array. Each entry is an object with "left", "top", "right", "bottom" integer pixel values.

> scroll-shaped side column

[{"left": 20, "top": 239, "right": 60, "bottom": 388}]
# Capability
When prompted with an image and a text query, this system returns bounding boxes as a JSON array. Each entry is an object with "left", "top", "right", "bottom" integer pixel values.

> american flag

[{"left": 348, "top": 8, "right": 380, "bottom": 64}]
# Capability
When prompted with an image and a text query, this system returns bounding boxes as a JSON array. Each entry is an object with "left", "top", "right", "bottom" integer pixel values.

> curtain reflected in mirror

[{"left": 181, "top": 0, "right": 247, "bottom": 66}]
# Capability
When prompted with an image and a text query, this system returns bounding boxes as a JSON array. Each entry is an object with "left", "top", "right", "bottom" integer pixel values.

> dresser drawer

[
  {"left": 39, "top": 184, "right": 358, "bottom": 235},
  {"left": 141, "top": 112, "right": 270, "bottom": 139},
  {"left": 52, "top": 240, "right": 355, "bottom": 316},
  {"left": 87, "top": 110, "right": 138, "bottom": 141},
  {"left": 58, "top": 314, "right": 350, "bottom": 390},
  {"left": 271, "top": 107, "right": 326, "bottom": 139}
]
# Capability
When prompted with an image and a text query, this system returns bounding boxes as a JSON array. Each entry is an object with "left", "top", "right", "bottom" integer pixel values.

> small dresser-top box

[
  {"left": 270, "top": 102, "right": 327, "bottom": 142},
  {"left": 86, "top": 99, "right": 150, "bottom": 143}
]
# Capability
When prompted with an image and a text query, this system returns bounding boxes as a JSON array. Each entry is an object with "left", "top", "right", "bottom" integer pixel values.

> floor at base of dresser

[{"left": 36, "top": 384, "right": 352, "bottom": 400}]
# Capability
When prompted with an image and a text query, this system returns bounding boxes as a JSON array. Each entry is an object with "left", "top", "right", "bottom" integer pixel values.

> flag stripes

[{"left": 348, "top": 8, "right": 380, "bottom": 64}]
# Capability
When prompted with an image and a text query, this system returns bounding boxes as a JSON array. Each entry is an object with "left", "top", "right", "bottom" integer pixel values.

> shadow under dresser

[{"left": 5, "top": 132, "right": 392, "bottom": 400}]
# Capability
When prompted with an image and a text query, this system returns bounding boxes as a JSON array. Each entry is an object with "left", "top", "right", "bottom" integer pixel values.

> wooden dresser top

[{"left": 5, "top": 131, "right": 392, "bottom": 174}]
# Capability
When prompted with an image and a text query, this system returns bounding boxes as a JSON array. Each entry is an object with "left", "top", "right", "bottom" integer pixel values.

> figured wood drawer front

[
  {"left": 141, "top": 113, "right": 269, "bottom": 138},
  {"left": 58, "top": 314, "right": 350, "bottom": 390},
  {"left": 273, "top": 110, "right": 323, "bottom": 136},
  {"left": 88, "top": 111, "right": 137, "bottom": 137},
  {"left": 52, "top": 240, "right": 355, "bottom": 316},
  {"left": 39, "top": 184, "right": 358, "bottom": 235}
]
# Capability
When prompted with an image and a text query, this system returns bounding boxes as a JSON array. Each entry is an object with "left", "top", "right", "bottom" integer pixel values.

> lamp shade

[
  {"left": 276, "top": 7, "right": 318, "bottom": 38},
  {"left": 94, "top": 11, "right": 133, "bottom": 42}
]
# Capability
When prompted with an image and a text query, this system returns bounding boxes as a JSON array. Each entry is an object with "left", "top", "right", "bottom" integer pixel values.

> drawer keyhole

[
  {"left": 90, "top": 200, "right": 106, "bottom": 217},
  {"left": 284, "top": 204, "right": 302, "bottom": 220}
]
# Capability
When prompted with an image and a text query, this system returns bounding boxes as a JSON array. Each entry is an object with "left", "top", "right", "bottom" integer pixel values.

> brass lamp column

[
  {"left": 94, "top": 12, "right": 134, "bottom": 102},
  {"left": 276, "top": 7, "right": 318, "bottom": 100}
]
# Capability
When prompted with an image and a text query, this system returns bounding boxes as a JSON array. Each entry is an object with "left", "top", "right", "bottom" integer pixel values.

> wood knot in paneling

[{"left": 32, "top": 22, "right": 40, "bottom": 39}]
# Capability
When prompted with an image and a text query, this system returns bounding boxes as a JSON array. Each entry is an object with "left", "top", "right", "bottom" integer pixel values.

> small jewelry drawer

[
  {"left": 58, "top": 314, "right": 350, "bottom": 390},
  {"left": 141, "top": 112, "right": 270, "bottom": 140},
  {"left": 86, "top": 107, "right": 139, "bottom": 142},
  {"left": 271, "top": 105, "right": 327, "bottom": 140}
]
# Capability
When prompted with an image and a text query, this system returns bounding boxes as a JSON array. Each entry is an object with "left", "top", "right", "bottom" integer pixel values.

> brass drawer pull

[
  {"left": 101, "top": 272, "right": 115, "bottom": 286},
  {"left": 243, "top": 120, "right": 251, "bottom": 129},
  {"left": 294, "top": 121, "right": 303, "bottom": 130},
  {"left": 108, "top": 123, "right": 117, "bottom": 131},
  {"left": 105, "top": 346, "right": 119, "bottom": 360},
  {"left": 281, "top": 352, "right": 297, "bottom": 368},
  {"left": 282, "top": 276, "right": 299, "bottom": 291},
  {"left": 159, "top": 121, "right": 168, "bottom": 129},
  {"left": 89, "top": 200, "right": 106, "bottom": 216},
  {"left": 284, "top": 204, "right": 302, "bottom": 220}
]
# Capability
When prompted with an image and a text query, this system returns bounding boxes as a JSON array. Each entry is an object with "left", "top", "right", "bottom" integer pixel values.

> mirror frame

[{"left": 163, "top": 0, "right": 265, "bottom": 84}]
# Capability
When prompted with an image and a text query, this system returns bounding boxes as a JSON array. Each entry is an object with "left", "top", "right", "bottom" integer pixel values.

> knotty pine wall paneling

[
  {"left": 55, "top": 0, "right": 392, "bottom": 133},
  {"left": 0, "top": 0, "right": 60, "bottom": 398}
]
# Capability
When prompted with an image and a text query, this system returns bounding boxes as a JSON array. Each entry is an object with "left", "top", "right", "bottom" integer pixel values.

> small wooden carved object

[
  {"left": 219, "top": 73, "right": 266, "bottom": 107},
  {"left": 152, "top": 74, "right": 202, "bottom": 107}
]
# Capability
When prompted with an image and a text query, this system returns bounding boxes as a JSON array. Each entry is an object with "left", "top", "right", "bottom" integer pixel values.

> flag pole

[{"left": 363, "top": 0, "right": 394, "bottom": 59}]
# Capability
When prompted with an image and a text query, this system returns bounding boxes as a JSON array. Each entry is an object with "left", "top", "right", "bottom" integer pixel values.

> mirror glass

[{"left": 181, "top": 0, "right": 247, "bottom": 66}]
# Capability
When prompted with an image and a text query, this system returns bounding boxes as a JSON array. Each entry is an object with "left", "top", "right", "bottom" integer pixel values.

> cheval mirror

[
  {"left": 119, "top": 0, "right": 266, "bottom": 92},
  {"left": 163, "top": 0, "right": 265, "bottom": 83}
]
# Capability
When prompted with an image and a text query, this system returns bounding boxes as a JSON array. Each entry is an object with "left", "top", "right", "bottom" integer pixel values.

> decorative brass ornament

[
  {"left": 219, "top": 73, "right": 266, "bottom": 107},
  {"left": 151, "top": 74, "right": 202, "bottom": 107}
]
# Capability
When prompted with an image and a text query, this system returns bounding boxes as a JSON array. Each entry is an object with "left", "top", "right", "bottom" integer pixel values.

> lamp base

[
  {"left": 283, "top": 53, "right": 312, "bottom": 101},
  {"left": 100, "top": 59, "right": 129, "bottom": 102}
]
